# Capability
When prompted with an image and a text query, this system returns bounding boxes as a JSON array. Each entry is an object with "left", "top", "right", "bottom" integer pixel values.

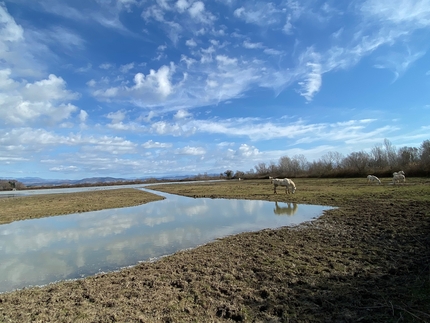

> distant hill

[
  {"left": 13, "top": 177, "right": 128, "bottom": 187},
  {"left": 10, "top": 174, "right": 205, "bottom": 187}
]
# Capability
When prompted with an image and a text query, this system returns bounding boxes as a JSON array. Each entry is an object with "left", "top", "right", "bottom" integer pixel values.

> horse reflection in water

[{"left": 273, "top": 202, "right": 298, "bottom": 216}]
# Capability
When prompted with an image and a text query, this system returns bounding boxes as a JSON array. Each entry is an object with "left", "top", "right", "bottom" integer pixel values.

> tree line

[
  {"left": 2, "top": 139, "right": 429, "bottom": 190},
  {"left": 0, "top": 180, "right": 28, "bottom": 191},
  {"left": 223, "top": 139, "right": 430, "bottom": 179}
]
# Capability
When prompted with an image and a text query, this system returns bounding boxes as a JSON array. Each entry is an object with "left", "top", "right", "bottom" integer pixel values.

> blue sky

[{"left": 1, "top": 0, "right": 429, "bottom": 180}]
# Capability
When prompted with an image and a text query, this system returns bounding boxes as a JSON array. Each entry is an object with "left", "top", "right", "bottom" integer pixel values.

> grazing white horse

[
  {"left": 367, "top": 175, "right": 381, "bottom": 184},
  {"left": 393, "top": 171, "right": 405, "bottom": 176},
  {"left": 269, "top": 176, "right": 296, "bottom": 194},
  {"left": 393, "top": 173, "right": 406, "bottom": 184}
]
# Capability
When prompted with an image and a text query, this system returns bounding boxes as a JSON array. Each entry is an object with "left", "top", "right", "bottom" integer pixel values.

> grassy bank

[
  {"left": 0, "top": 188, "right": 165, "bottom": 225},
  {"left": 0, "top": 178, "right": 429, "bottom": 322}
]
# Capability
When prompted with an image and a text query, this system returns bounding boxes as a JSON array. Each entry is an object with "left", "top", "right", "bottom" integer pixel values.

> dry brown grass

[{"left": 0, "top": 188, "right": 164, "bottom": 225}]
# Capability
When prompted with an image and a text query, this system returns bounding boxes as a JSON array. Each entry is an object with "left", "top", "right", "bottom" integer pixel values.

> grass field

[
  {"left": 0, "top": 188, "right": 164, "bottom": 225},
  {"left": 0, "top": 177, "right": 429, "bottom": 322}
]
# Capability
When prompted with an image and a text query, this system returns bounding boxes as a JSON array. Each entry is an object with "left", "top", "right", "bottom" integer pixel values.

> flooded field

[
  {"left": 0, "top": 189, "right": 332, "bottom": 293},
  {"left": 0, "top": 178, "right": 429, "bottom": 322}
]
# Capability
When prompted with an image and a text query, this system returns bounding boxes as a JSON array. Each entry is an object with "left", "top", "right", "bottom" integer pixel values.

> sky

[{"left": 1, "top": 0, "right": 429, "bottom": 180}]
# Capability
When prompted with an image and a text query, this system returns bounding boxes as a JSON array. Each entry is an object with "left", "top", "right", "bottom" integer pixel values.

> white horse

[
  {"left": 393, "top": 173, "right": 406, "bottom": 184},
  {"left": 367, "top": 175, "right": 381, "bottom": 184},
  {"left": 269, "top": 176, "right": 296, "bottom": 194}
]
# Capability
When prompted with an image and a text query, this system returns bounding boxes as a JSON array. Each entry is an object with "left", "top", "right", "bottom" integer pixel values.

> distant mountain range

[{"left": 9, "top": 175, "right": 198, "bottom": 187}]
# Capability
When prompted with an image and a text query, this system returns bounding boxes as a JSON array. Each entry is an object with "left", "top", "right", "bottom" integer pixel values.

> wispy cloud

[{"left": 374, "top": 49, "right": 426, "bottom": 81}]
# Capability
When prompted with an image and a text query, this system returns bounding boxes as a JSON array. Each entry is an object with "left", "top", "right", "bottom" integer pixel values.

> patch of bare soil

[{"left": 0, "top": 180, "right": 429, "bottom": 322}]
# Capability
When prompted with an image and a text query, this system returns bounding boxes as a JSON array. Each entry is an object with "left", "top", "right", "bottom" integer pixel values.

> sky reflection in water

[{"left": 0, "top": 188, "right": 333, "bottom": 293}]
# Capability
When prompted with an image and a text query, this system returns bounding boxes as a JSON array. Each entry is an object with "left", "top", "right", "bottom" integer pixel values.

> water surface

[{"left": 0, "top": 189, "right": 333, "bottom": 293}]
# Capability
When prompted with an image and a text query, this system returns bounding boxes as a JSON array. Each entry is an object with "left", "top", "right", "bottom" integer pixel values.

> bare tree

[
  {"left": 254, "top": 162, "right": 268, "bottom": 175},
  {"left": 384, "top": 139, "right": 397, "bottom": 168},
  {"left": 293, "top": 154, "right": 309, "bottom": 174},
  {"left": 234, "top": 170, "right": 245, "bottom": 179},
  {"left": 343, "top": 151, "right": 370, "bottom": 174},
  {"left": 420, "top": 140, "right": 430, "bottom": 171},
  {"left": 370, "top": 145, "right": 388, "bottom": 170},
  {"left": 278, "top": 156, "right": 292, "bottom": 174},
  {"left": 397, "top": 146, "right": 419, "bottom": 168},
  {"left": 268, "top": 161, "right": 278, "bottom": 174}
]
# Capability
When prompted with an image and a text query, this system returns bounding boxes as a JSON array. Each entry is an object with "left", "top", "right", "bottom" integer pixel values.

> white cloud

[
  {"left": 31, "top": 26, "right": 85, "bottom": 52},
  {"left": 0, "top": 3, "right": 24, "bottom": 41},
  {"left": 216, "top": 55, "right": 237, "bottom": 66},
  {"left": 174, "top": 109, "right": 192, "bottom": 119},
  {"left": 361, "top": 0, "right": 430, "bottom": 26},
  {"left": 79, "top": 110, "right": 88, "bottom": 123},
  {"left": 49, "top": 165, "right": 79, "bottom": 172},
  {"left": 23, "top": 74, "right": 78, "bottom": 101},
  {"left": 233, "top": 3, "right": 282, "bottom": 26},
  {"left": 142, "top": 140, "right": 172, "bottom": 148},
  {"left": 106, "top": 110, "right": 127, "bottom": 123},
  {"left": 176, "top": 0, "right": 190, "bottom": 13},
  {"left": 236, "top": 144, "right": 260, "bottom": 158},
  {"left": 99, "top": 63, "right": 113, "bottom": 70},
  {"left": 133, "top": 65, "right": 173, "bottom": 97},
  {"left": 175, "top": 146, "right": 206, "bottom": 155},
  {"left": 297, "top": 62, "right": 322, "bottom": 101},
  {"left": 282, "top": 16, "right": 293, "bottom": 35},
  {"left": 93, "top": 63, "right": 176, "bottom": 103},
  {"left": 185, "top": 38, "right": 197, "bottom": 47},
  {"left": 151, "top": 121, "right": 182, "bottom": 135},
  {"left": 119, "top": 62, "right": 134, "bottom": 73},
  {"left": 264, "top": 48, "right": 284, "bottom": 56},
  {"left": 0, "top": 71, "right": 79, "bottom": 126},
  {"left": 243, "top": 40, "right": 264, "bottom": 49},
  {"left": 188, "top": 1, "right": 214, "bottom": 24},
  {"left": 374, "top": 49, "right": 426, "bottom": 81}
]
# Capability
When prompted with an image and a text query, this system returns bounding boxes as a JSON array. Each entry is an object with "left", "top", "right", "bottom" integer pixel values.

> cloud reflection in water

[{"left": 0, "top": 192, "right": 333, "bottom": 293}]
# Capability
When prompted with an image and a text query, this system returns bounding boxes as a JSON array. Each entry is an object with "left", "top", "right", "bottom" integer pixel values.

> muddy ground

[{"left": 0, "top": 178, "right": 429, "bottom": 322}]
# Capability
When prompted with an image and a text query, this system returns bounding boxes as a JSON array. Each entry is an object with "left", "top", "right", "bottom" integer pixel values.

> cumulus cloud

[
  {"left": 187, "top": 1, "right": 215, "bottom": 24},
  {"left": 0, "top": 71, "right": 79, "bottom": 126},
  {"left": 107, "top": 110, "right": 127, "bottom": 123},
  {"left": 185, "top": 38, "right": 197, "bottom": 47},
  {"left": 79, "top": 110, "right": 88, "bottom": 123},
  {"left": 176, "top": 0, "right": 190, "bottom": 13},
  {"left": 93, "top": 63, "right": 176, "bottom": 104},
  {"left": 0, "top": 3, "right": 24, "bottom": 42},
  {"left": 174, "top": 109, "right": 192, "bottom": 119}
]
